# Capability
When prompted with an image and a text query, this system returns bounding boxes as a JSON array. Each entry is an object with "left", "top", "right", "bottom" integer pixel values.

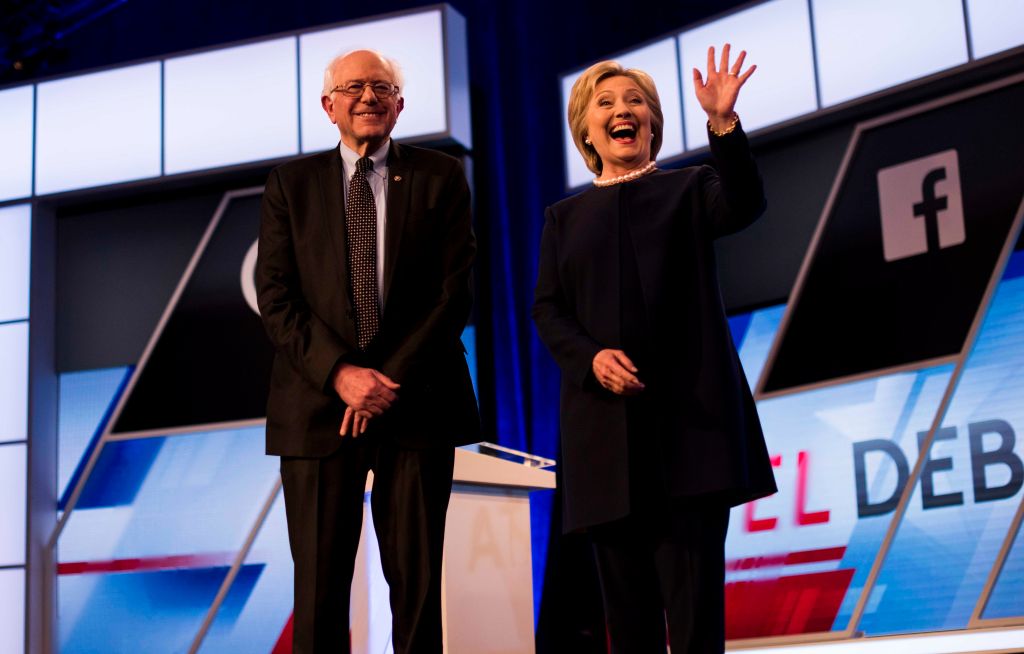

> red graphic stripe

[
  {"left": 58, "top": 552, "right": 236, "bottom": 575},
  {"left": 270, "top": 614, "right": 351, "bottom": 654},
  {"left": 725, "top": 568, "right": 855, "bottom": 639},
  {"left": 784, "top": 546, "right": 846, "bottom": 566},
  {"left": 726, "top": 546, "right": 845, "bottom": 572},
  {"left": 272, "top": 613, "right": 293, "bottom": 654}
]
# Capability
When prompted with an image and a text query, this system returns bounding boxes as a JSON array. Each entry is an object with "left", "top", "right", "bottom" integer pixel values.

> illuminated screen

[
  {"left": 678, "top": 0, "right": 818, "bottom": 150},
  {"left": 0, "top": 568, "right": 25, "bottom": 654},
  {"left": 56, "top": 323, "right": 477, "bottom": 652},
  {"left": 0, "top": 204, "right": 31, "bottom": 323},
  {"left": 966, "top": 0, "right": 1024, "bottom": 59},
  {"left": 35, "top": 63, "right": 162, "bottom": 195},
  {"left": 561, "top": 38, "right": 685, "bottom": 189},
  {"left": 54, "top": 249, "right": 1024, "bottom": 648},
  {"left": 760, "top": 80, "right": 1023, "bottom": 394},
  {"left": 0, "top": 443, "right": 26, "bottom": 566},
  {"left": 8, "top": 7, "right": 466, "bottom": 200},
  {"left": 725, "top": 249, "right": 1024, "bottom": 636},
  {"left": 0, "top": 322, "right": 28, "bottom": 444},
  {"left": 164, "top": 38, "right": 299, "bottom": 174},
  {"left": 812, "top": 0, "right": 969, "bottom": 107},
  {"left": 299, "top": 9, "right": 449, "bottom": 153},
  {"left": 0, "top": 86, "right": 33, "bottom": 202},
  {"left": 987, "top": 514, "right": 1024, "bottom": 619}
]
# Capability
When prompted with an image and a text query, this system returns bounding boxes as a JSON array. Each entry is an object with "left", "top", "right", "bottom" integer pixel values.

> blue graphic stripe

[
  {"left": 59, "top": 366, "right": 133, "bottom": 510},
  {"left": 728, "top": 312, "right": 754, "bottom": 350}
]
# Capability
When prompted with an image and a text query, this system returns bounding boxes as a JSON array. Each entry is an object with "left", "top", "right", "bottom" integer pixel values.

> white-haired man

[{"left": 256, "top": 49, "right": 479, "bottom": 654}]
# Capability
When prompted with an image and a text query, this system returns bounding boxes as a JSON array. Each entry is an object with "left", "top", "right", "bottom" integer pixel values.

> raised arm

[{"left": 693, "top": 43, "right": 766, "bottom": 237}]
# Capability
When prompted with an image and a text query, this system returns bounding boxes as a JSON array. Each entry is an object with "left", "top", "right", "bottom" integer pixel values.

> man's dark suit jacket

[
  {"left": 533, "top": 127, "right": 778, "bottom": 533},
  {"left": 256, "top": 141, "right": 480, "bottom": 457}
]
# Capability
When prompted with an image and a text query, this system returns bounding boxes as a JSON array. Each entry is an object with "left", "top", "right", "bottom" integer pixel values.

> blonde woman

[{"left": 533, "top": 45, "right": 777, "bottom": 653}]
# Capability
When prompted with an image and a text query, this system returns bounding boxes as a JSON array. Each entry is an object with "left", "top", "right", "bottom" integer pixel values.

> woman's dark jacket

[{"left": 533, "top": 126, "right": 778, "bottom": 533}]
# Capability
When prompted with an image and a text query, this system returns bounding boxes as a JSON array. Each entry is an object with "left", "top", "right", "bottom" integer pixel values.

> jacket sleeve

[
  {"left": 379, "top": 158, "right": 476, "bottom": 384},
  {"left": 701, "top": 122, "right": 768, "bottom": 239},
  {"left": 256, "top": 167, "right": 354, "bottom": 393},
  {"left": 532, "top": 206, "right": 603, "bottom": 389}
]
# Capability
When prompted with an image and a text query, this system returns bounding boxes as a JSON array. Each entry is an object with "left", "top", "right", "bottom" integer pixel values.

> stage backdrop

[{"left": 3, "top": 0, "right": 1023, "bottom": 652}]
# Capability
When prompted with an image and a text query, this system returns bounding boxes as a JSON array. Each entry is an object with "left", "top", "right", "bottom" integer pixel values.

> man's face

[{"left": 321, "top": 51, "right": 404, "bottom": 155}]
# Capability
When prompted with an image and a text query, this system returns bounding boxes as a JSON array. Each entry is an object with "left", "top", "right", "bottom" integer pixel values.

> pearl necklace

[{"left": 593, "top": 160, "right": 658, "bottom": 187}]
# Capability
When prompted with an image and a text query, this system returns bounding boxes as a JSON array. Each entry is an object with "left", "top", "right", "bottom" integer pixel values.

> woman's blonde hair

[{"left": 567, "top": 61, "right": 664, "bottom": 175}]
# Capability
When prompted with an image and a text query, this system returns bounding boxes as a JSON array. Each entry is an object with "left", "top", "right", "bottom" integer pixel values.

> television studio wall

[
  {"left": 1, "top": 1, "right": 1023, "bottom": 653},
  {"left": 1, "top": 6, "right": 474, "bottom": 653}
]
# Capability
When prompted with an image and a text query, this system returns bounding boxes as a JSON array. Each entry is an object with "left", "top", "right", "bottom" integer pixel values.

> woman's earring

[{"left": 584, "top": 136, "right": 591, "bottom": 145}]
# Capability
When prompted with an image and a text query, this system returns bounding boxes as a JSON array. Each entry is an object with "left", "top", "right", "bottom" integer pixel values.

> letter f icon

[{"left": 878, "top": 149, "right": 965, "bottom": 262}]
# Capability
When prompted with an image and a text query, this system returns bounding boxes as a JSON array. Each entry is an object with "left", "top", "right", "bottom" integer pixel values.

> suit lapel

[
  {"left": 383, "top": 141, "right": 412, "bottom": 311},
  {"left": 319, "top": 147, "right": 356, "bottom": 338}
]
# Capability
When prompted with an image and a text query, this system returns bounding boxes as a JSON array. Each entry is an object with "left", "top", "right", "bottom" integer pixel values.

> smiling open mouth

[{"left": 610, "top": 123, "right": 637, "bottom": 142}]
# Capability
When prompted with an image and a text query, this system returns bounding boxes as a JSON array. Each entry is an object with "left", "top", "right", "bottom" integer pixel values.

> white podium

[{"left": 349, "top": 444, "right": 556, "bottom": 654}]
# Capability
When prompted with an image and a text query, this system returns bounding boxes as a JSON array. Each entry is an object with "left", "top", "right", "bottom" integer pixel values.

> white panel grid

[
  {"left": 35, "top": 63, "right": 162, "bottom": 195},
  {"left": 299, "top": 9, "right": 448, "bottom": 153},
  {"left": 0, "top": 322, "right": 28, "bottom": 444},
  {"left": 561, "top": 38, "right": 685, "bottom": 189},
  {"left": 812, "top": 0, "right": 969, "bottom": 107},
  {"left": 0, "top": 568, "right": 25, "bottom": 654},
  {"left": 679, "top": 0, "right": 819, "bottom": 151},
  {"left": 164, "top": 38, "right": 299, "bottom": 174},
  {"left": 0, "top": 204, "right": 31, "bottom": 323},
  {"left": 966, "top": 0, "right": 1024, "bottom": 59},
  {"left": 0, "top": 444, "right": 27, "bottom": 566},
  {"left": 0, "top": 86, "right": 34, "bottom": 202}
]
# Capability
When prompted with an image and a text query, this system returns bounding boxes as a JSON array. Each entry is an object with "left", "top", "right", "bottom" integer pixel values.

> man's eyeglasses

[{"left": 330, "top": 81, "right": 400, "bottom": 98}]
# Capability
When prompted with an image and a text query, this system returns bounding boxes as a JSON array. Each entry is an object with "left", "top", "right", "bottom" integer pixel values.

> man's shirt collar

[{"left": 340, "top": 139, "right": 390, "bottom": 178}]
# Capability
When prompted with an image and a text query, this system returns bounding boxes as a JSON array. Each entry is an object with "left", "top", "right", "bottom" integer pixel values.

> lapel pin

[{"left": 393, "top": 175, "right": 402, "bottom": 182}]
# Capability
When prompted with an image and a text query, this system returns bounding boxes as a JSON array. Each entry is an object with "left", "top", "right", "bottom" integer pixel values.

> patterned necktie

[{"left": 346, "top": 156, "right": 380, "bottom": 350}]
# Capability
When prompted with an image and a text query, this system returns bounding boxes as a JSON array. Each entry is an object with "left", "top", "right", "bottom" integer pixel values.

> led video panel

[
  {"left": 986, "top": 521, "right": 1024, "bottom": 619},
  {"left": 0, "top": 568, "right": 25, "bottom": 654},
  {"left": 0, "top": 204, "right": 31, "bottom": 323},
  {"left": 300, "top": 9, "right": 450, "bottom": 153},
  {"left": 678, "top": 0, "right": 818, "bottom": 150},
  {"left": 199, "top": 491, "right": 292, "bottom": 654},
  {"left": 35, "top": 63, "right": 162, "bottom": 195},
  {"left": 846, "top": 254, "right": 1024, "bottom": 633},
  {"left": 760, "top": 77, "right": 1023, "bottom": 394},
  {"left": 724, "top": 251, "right": 1024, "bottom": 637},
  {"left": 53, "top": 251, "right": 1024, "bottom": 647},
  {"left": 0, "top": 443, "right": 26, "bottom": 566},
  {"left": 966, "top": 0, "right": 1024, "bottom": 59},
  {"left": 0, "top": 86, "right": 33, "bottom": 202},
  {"left": 561, "top": 38, "right": 684, "bottom": 189},
  {"left": 0, "top": 322, "right": 28, "bottom": 444},
  {"left": 164, "top": 38, "right": 299, "bottom": 174},
  {"left": 812, "top": 0, "right": 969, "bottom": 107},
  {"left": 58, "top": 368, "right": 128, "bottom": 502}
]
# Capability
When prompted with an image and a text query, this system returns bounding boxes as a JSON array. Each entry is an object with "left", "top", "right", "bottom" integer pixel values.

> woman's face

[{"left": 584, "top": 75, "right": 653, "bottom": 178}]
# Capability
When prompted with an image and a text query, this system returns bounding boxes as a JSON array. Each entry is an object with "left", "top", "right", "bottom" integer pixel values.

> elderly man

[{"left": 256, "top": 49, "right": 479, "bottom": 654}]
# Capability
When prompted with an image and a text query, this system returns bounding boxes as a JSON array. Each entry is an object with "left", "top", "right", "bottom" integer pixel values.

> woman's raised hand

[{"left": 692, "top": 43, "right": 755, "bottom": 131}]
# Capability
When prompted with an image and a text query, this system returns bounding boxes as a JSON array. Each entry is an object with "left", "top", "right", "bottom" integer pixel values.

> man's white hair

[{"left": 321, "top": 49, "right": 405, "bottom": 99}]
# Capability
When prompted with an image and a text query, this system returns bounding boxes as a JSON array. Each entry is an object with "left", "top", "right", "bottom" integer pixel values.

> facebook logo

[{"left": 877, "top": 150, "right": 965, "bottom": 262}]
